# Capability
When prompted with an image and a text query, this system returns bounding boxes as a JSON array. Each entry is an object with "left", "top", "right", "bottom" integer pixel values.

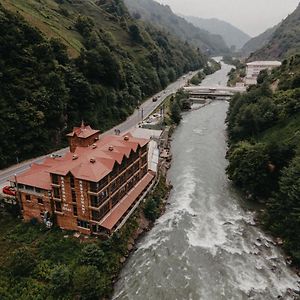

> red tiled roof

[
  {"left": 14, "top": 134, "right": 149, "bottom": 189},
  {"left": 66, "top": 123, "right": 100, "bottom": 139},
  {"left": 100, "top": 172, "right": 154, "bottom": 230},
  {"left": 14, "top": 160, "right": 61, "bottom": 190}
]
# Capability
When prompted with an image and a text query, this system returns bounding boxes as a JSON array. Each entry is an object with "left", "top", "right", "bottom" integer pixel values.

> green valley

[{"left": 0, "top": 0, "right": 206, "bottom": 168}]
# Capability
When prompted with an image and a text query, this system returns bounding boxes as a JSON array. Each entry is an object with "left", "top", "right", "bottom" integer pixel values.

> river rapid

[{"left": 113, "top": 61, "right": 300, "bottom": 300}]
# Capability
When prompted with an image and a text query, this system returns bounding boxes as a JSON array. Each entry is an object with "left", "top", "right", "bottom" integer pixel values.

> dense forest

[
  {"left": 226, "top": 55, "right": 300, "bottom": 264},
  {"left": 124, "top": 0, "right": 230, "bottom": 55},
  {"left": 249, "top": 3, "right": 300, "bottom": 60},
  {"left": 0, "top": 0, "right": 207, "bottom": 168}
]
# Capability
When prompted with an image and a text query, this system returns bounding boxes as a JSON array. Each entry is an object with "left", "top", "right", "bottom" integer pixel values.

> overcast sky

[{"left": 156, "top": 0, "right": 299, "bottom": 36}]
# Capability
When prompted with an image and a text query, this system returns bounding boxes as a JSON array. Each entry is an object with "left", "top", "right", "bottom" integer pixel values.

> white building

[
  {"left": 130, "top": 127, "right": 162, "bottom": 173},
  {"left": 245, "top": 61, "right": 281, "bottom": 85}
]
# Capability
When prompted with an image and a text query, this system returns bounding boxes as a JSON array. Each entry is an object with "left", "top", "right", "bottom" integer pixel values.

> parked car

[
  {"left": 2, "top": 186, "right": 16, "bottom": 196},
  {"left": 152, "top": 97, "right": 158, "bottom": 102}
]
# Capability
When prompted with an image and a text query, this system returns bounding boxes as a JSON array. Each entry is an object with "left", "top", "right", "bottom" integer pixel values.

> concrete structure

[
  {"left": 13, "top": 125, "right": 155, "bottom": 235},
  {"left": 245, "top": 61, "right": 281, "bottom": 85},
  {"left": 130, "top": 128, "right": 162, "bottom": 173},
  {"left": 184, "top": 85, "right": 246, "bottom": 100}
]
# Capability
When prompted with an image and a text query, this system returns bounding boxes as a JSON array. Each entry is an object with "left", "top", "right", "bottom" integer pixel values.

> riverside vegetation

[
  {"left": 0, "top": 0, "right": 207, "bottom": 168},
  {"left": 0, "top": 176, "right": 170, "bottom": 299},
  {"left": 226, "top": 54, "right": 300, "bottom": 265}
]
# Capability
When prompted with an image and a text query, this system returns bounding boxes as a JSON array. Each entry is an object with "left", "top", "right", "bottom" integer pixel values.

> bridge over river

[{"left": 184, "top": 85, "right": 246, "bottom": 101}]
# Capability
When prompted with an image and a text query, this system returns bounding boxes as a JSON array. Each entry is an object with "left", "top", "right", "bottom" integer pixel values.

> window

[
  {"left": 90, "top": 190, "right": 108, "bottom": 208},
  {"left": 141, "top": 155, "right": 147, "bottom": 166},
  {"left": 71, "top": 190, "right": 76, "bottom": 203},
  {"left": 52, "top": 174, "right": 59, "bottom": 185},
  {"left": 70, "top": 175, "right": 75, "bottom": 188},
  {"left": 35, "top": 188, "right": 42, "bottom": 194},
  {"left": 91, "top": 204, "right": 109, "bottom": 221},
  {"left": 141, "top": 145, "right": 148, "bottom": 155},
  {"left": 111, "top": 181, "right": 117, "bottom": 193},
  {"left": 89, "top": 177, "right": 109, "bottom": 193},
  {"left": 112, "top": 193, "right": 120, "bottom": 207},
  {"left": 53, "top": 187, "right": 60, "bottom": 199},
  {"left": 77, "top": 219, "right": 90, "bottom": 229},
  {"left": 55, "top": 201, "right": 62, "bottom": 212},
  {"left": 90, "top": 182, "right": 98, "bottom": 193},
  {"left": 37, "top": 198, "right": 43, "bottom": 205},
  {"left": 92, "top": 210, "right": 101, "bottom": 221},
  {"left": 25, "top": 194, "right": 31, "bottom": 201},
  {"left": 73, "top": 205, "right": 78, "bottom": 216},
  {"left": 119, "top": 186, "right": 126, "bottom": 199}
]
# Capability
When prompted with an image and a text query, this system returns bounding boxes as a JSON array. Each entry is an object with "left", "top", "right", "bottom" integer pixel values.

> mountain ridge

[
  {"left": 124, "top": 0, "right": 230, "bottom": 55},
  {"left": 249, "top": 3, "right": 300, "bottom": 60},
  {"left": 241, "top": 24, "right": 280, "bottom": 57},
  {"left": 0, "top": 0, "right": 206, "bottom": 168},
  {"left": 183, "top": 15, "right": 251, "bottom": 50}
]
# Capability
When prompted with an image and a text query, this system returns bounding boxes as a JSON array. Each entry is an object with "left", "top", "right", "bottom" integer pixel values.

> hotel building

[
  {"left": 13, "top": 123, "right": 155, "bottom": 235},
  {"left": 245, "top": 61, "right": 281, "bottom": 85}
]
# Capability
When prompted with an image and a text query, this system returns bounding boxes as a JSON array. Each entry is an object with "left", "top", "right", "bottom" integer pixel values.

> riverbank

[
  {"left": 112, "top": 62, "right": 300, "bottom": 300},
  {"left": 0, "top": 173, "right": 172, "bottom": 299}
]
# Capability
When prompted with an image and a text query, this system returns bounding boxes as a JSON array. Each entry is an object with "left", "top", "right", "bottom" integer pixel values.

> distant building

[
  {"left": 13, "top": 124, "right": 155, "bottom": 235},
  {"left": 245, "top": 61, "right": 281, "bottom": 85}
]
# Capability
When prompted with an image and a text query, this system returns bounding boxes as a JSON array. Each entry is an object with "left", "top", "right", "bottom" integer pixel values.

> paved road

[{"left": 0, "top": 71, "right": 198, "bottom": 186}]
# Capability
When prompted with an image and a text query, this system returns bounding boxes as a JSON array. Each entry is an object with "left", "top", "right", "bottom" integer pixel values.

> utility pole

[
  {"left": 14, "top": 174, "right": 23, "bottom": 213},
  {"left": 141, "top": 108, "right": 144, "bottom": 121}
]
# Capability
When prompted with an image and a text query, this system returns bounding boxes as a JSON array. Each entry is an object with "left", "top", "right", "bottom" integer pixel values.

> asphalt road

[{"left": 0, "top": 70, "right": 198, "bottom": 186}]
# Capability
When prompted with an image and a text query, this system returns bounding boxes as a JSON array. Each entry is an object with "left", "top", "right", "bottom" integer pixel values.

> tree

[
  {"left": 144, "top": 198, "right": 159, "bottom": 222},
  {"left": 49, "top": 264, "right": 71, "bottom": 296},
  {"left": 79, "top": 244, "right": 106, "bottom": 268},
  {"left": 73, "top": 265, "right": 107, "bottom": 300},
  {"left": 9, "top": 247, "right": 36, "bottom": 277},
  {"left": 129, "top": 24, "right": 142, "bottom": 43},
  {"left": 170, "top": 100, "right": 182, "bottom": 125},
  {"left": 226, "top": 142, "right": 271, "bottom": 196},
  {"left": 266, "top": 157, "right": 300, "bottom": 263}
]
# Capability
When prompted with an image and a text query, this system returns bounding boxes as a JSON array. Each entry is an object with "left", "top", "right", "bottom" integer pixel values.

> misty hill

[
  {"left": 124, "top": 0, "right": 230, "bottom": 55},
  {"left": 241, "top": 24, "right": 280, "bottom": 56},
  {"left": 183, "top": 15, "right": 251, "bottom": 50},
  {"left": 0, "top": 0, "right": 206, "bottom": 168},
  {"left": 249, "top": 3, "right": 300, "bottom": 60}
]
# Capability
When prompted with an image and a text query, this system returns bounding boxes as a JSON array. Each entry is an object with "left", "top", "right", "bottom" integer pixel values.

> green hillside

[
  {"left": 124, "top": 0, "right": 230, "bottom": 55},
  {"left": 241, "top": 24, "right": 279, "bottom": 57},
  {"left": 226, "top": 54, "right": 300, "bottom": 264},
  {"left": 249, "top": 4, "right": 300, "bottom": 60},
  {"left": 0, "top": 0, "right": 206, "bottom": 168}
]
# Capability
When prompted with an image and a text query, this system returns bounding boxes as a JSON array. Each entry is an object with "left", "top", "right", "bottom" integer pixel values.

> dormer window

[{"left": 52, "top": 174, "right": 59, "bottom": 185}]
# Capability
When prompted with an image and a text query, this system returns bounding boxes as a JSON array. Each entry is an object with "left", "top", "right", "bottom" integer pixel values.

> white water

[{"left": 113, "top": 62, "right": 300, "bottom": 300}]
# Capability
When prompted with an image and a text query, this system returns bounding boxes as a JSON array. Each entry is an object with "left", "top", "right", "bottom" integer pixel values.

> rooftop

[
  {"left": 66, "top": 122, "right": 100, "bottom": 139},
  {"left": 15, "top": 133, "right": 149, "bottom": 189}
]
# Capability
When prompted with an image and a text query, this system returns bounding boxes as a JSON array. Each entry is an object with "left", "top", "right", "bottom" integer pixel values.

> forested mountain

[
  {"left": 124, "top": 0, "right": 230, "bottom": 55},
  {"left": 183, "top": 15, "right": 250, "bottom": 50},
  {"left": 0, "top": 0, "right": 207, "bottom": 168},
  {"left": 241, "top": 24, "right": 280, "bottom": 57},
  {"left": 249, "top": 4, "right": 300, "bottom": 60},
  {"left": 226, "top": 55, "right": 300, "bottom": 264}
]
